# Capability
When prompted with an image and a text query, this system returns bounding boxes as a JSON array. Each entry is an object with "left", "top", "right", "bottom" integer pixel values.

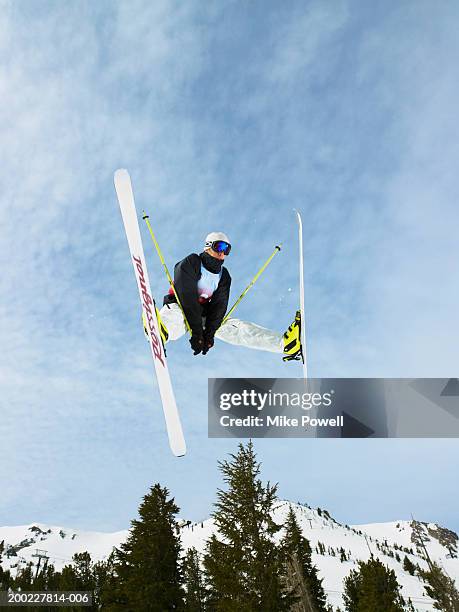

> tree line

[{"left": 1, "top": 442, "right": 458, "bottom": 611}]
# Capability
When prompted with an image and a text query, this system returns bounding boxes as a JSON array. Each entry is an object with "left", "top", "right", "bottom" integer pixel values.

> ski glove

[
  {"left": 202, "top": 333, "right": 215, "bottom": 355},
  {"left": 190, "top": 333, "right": 204, "bottom": 355}
]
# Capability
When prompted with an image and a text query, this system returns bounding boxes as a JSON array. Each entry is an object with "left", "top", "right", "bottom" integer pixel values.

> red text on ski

[{"left": 133, "top": 255, "right": 165, "bottom": 367}]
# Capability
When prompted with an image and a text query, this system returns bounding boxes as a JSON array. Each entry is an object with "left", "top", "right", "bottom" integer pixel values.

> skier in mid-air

[{"left": 156, "top": 232, "right": 302, "bottom": 360}]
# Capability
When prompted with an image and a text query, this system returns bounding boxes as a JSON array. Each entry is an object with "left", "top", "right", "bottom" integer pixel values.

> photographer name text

[{"left": 219, "top": 415, "right": 344, "bottom": 428}]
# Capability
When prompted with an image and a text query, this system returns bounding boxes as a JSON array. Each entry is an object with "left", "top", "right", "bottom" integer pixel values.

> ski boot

[{"left": 282, "top": 310, "right": 303, "bottom": 362}]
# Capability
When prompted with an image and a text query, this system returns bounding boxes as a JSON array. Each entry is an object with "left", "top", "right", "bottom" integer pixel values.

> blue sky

[{"left": 1, "top": 1, "right": 458, "bottom": 533}]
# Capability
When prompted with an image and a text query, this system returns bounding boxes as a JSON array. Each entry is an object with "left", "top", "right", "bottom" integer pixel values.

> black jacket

[{"left": 163, "top": 253, "right": 231, "bottom": 338}]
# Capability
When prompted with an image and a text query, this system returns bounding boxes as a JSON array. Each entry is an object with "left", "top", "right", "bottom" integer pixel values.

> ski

[
  {"left": 295, "top": 210, "right": 308, "bottom": 379},
  {"left": 114, "top": 169, "right": 186, "bottom": 457}
]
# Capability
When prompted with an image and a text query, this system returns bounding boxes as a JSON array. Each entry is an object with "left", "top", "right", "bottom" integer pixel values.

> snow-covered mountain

[{"left": 1, "top": 502, "right": 457, "bottom": 611}]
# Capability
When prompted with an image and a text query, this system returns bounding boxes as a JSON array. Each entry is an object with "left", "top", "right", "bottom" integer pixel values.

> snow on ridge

[
  {"left": 0, "top": 523, "right": 128, "bottom": 573},
  {"left": 352, "top": 518, "right": 459, "bottom": 560}
]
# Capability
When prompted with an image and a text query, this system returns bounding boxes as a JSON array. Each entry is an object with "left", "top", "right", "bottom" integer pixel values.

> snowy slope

[
  {"left": 0, "top": 524, "right": 127, "bottom": 573},
  {"left": 2, "top": 504, "right": 458, "bottom": 611},
  {"left": 180, "top": 502, "right": 452, "bottom": 611}
]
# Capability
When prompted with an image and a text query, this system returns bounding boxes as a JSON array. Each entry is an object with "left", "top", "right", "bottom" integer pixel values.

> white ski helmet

[{"left": 204, "top": 231, "right": 231, "bottom": 249}]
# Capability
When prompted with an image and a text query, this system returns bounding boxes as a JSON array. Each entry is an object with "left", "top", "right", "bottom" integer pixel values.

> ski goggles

[{"left": 210, "top": 240, "right": 231, "bottom": 255}]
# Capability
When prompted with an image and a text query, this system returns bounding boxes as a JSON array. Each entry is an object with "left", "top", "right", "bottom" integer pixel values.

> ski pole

[
  {"left": 221, "top": 245, "right": 282, "bottom": 326},
  {"left": 142, "top": 212, "right": 192, "bottom": 334}
]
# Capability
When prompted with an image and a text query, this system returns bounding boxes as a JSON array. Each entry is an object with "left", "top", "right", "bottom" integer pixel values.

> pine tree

[
  {"left": 183, "top": 547, "right": 206, "bottom": 611},
  {"left": 406, "top": 598, "right": 416, "bottom": 612},
  {"left": 72, "top": 551, "right": 94, "bottom": 591},
  {"left": 32, "top": 561, "right": 60, "bottom": 592},
  {"left": 114, "top": 483, "right": 184, "bottom": 611},
  {"left": 343, "top": 557, "right": 405, "bottom": 612},
  {"left": 45, "top": 551, "right": 97, "bottom": 611},
  {"left": 343, "top": 567, "right": 362, "bottom": 612},
  {"left": 58, "top": 563, "right": 79, "bottom": 592},
  {"left": 282, "top": 506, "right": 328, "bottom": 611},
  {"left": 403, "top": 555, "right": 416, "bottom": 576},
  {"left": 419, "top": 561, "right": 459, "bottom": 612},
  {"left": 93, "top": 552, "right": 118, "bottom": 609},
  {"left": 13, "top": 563, "right": 34, "bottom": 591},
  {"left": 0, "top": 540, "right": 11, "bottom": 590},
  {"left": 56, "top": 551, "right": 95, "bottom": 595},
  {"left": 203, "top": 441, "right": 292, "bottom": 611}
]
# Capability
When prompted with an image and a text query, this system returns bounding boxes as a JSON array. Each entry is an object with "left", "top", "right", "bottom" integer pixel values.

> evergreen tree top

[
  {"left": 212, "top": 441, "right": 280, "bottom": 541},
  {"left": 204, "top": 442, "right": 292, "bottom": 611},
  {"left": 343, "top": 557, "right": 405, "bottom": 612},
  {"left": 116, "top": 482, "right": 184, "bottom": 610}
]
